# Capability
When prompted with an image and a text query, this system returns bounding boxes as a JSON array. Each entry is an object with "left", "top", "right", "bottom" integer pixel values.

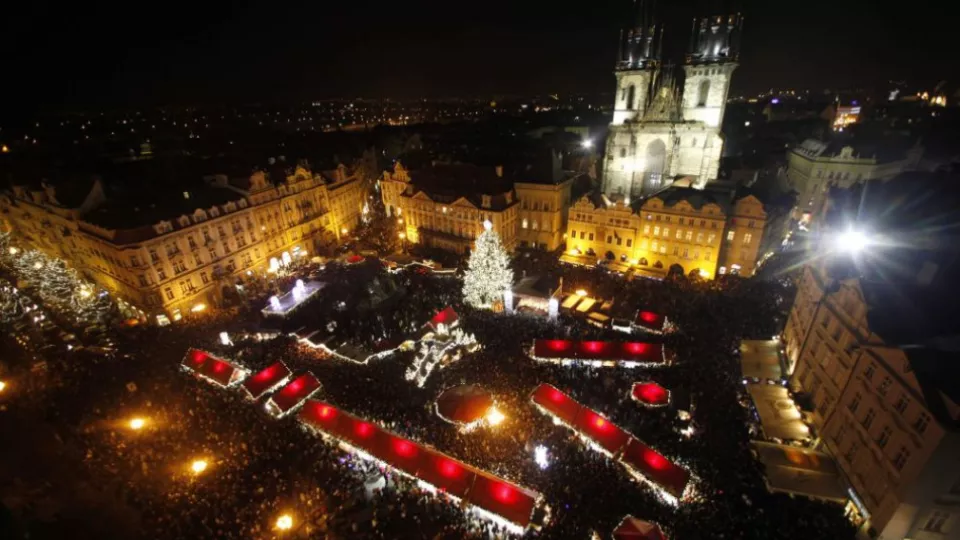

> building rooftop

[
  {"left": 404, "top": 164, "right": 517, "bottom": 210},
  {"left": 825, "top": 170, "right": 960, "bottom": 427}
]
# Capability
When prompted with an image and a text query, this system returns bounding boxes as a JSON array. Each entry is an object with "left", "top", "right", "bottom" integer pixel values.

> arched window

[
  {"left": 697, "top": 80, "right": 710, "bottom": 107},
  {"left": 645, "top": 139, "right": 667, "bottom": 189},
  {"left": 626, "top": 84, "right": 636, "bottom": 110}
]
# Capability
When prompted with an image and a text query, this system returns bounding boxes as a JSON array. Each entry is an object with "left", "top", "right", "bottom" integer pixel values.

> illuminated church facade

[{"left": 602, "top": 2, "right": 743, "bottom": 198}]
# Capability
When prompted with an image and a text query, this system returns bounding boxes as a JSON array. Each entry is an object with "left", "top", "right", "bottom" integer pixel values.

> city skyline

[{"left": 2, "top": 0, "right": 956, "bottom": 118}]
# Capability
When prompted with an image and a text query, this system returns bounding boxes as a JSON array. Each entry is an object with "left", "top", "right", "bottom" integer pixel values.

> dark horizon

[{"left": 2, "top": 0, "right": 956, "bottom": 117}]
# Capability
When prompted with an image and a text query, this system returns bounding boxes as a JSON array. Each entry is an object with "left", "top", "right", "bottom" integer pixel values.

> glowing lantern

[
  {"left": 275, "top": 514, "right": 294, "bottom": 531},
  {"left": 190, "top": 459, "right": 209, "bottom": 475},
  {"left": 128, "top": 417, "right": 146, "bottom": 430}
]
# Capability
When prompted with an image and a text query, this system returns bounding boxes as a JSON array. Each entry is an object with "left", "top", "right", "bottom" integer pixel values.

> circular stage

[{"left": 435, "top": 385, "right": 494, "bottom": 426}]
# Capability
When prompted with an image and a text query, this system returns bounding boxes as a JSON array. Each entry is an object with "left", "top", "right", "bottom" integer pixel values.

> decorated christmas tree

[{"left": 463, "top": 220, "right": 514, "bottom": 309}]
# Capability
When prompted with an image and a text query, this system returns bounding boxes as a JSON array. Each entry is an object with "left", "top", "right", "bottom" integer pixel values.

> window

[
  {"left": 571, "top": 230, "right": 576, "bottom": 238},
  {"left": 727, "top": 231, "right": 735, "bottom": 242},
  {"left": 844, "top": 441, "right": 859, "bottom": 463},
  {"left": 705, "top": 250, "right": 712, "bottom": 261},
  {"left": 696, "top": 232, "right": 703, "bottom": 243},
  {"left": 914, "top": 412, "right": 931, "bottom": 434},
  {"left": 651, "top": 241, "right": 658, "bottom": 252},
  {"left": 894, "top": 394, "right": 909, "bottom": 414},
  {"left": 675, "top": 229, "right": 683, "bottom": 239},
  {"left": 743, "top": 233, "right": 752, "bottom": 244},
  {"left": 588, "top": 233, "right": 594, "bottom": 241},
  {"left": 208, "top": 247, "right": 217, "bottom": 261},
  {"left": 607, "top": 236, "right": 613, "bottom": 244},
  {"left": 893, "top": 446, "right": 910, "bottom": 471},
  {"left": 173, "top": 261, "right": 187, "bottom": 275},
  {"left": 662, "top": 227, "right": 669, "bottom": 237},
  {"left": 849, "top": 392, "right": 862, "bottom": 414},
  {"left": 130, "top": 255, "right": 140, "bottom": 267},
  {"left": 673, "top": 246, "right": 680, "bottom": 255},
  {"left": 707, "top": 233, "right": 715, "bottom": 244},
  {"left": 653, "top": 226, "right": 660, "bottom": 236},
  {"left": 580, "top": 232, "right": 585, "bottom": 240},
  {"left": 877, "top": 426, "right": 892, "bottom": 448},
  {"left": 699, "top": 220, "right": 706, "bottom": 227},
  {"left": 923, "top": 511, "right": 950, "bottom": 533},
  {"left": 685, "top": 230, "right": 693, "bottom": 241},
  {"left": 640, "top": 239, "right": 648, "bottom": 249},
  {"left": 522, "top": 218, "right": 528, "bottom": 229},
  {"left": 748, "top": 220, "right": 756, "bottom": 228},
  {"left": 157, "top": 268, "right": 167, "bottom": 281},
  {"left": 682, "top": 248, "right": 689, "bottom": 258},
  {"left": 164, "top": 287, "right": 174, "bottom": 301},
  {"left": 878, "top": 376, "right": 892, "bottom": 396},
  {"left": 188, "top": 237, "right": 197, "bottom": 250},
  {"left": 865, "top": 363, "right": 876, "bottom": 381},
  {"left": 193, "top": 254, "right": 202, "bottom": 267},
  {"left": 150, "top": 250, "right": 160, "bottom": 264},
  {"left": 626, "top": 239, "right": 632, "bottom": 247},
  {"left": 201, "top": 272, "right": 209, "bottom": 285},
  {"left": 620, "top": 148, "right": 627, "bottom": 158},
  {"left": 697, "top": 79, "right": 710, "bottom": 107},
  {"left": 643, "top": 224, "right": 650, "bottom": 235},
  {"left": 137, "top": 274, "right": 148, "bottom": 287},
  {"left": 179, "top": 281, "right": 191, "bottom": 295},
  {"left": 862, "top": 408, "right": 876, "bottom": 429},
  {"left": 660, "top": 244, "right": 666, "bottom": 254},
  {"left": 834, "top": 424, "right": 847, "bottom": 445}
]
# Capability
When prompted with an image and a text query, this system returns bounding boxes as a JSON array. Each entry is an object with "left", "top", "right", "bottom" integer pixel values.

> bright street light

[
  {"left": 485, "top": 406, "right": 505, "bottom": 426},
  {"left": 275, "top": 513, "right": 294, "bottom": 531},
  {"left": 835, "top": 229, "right": 869, "bottom": 253},
  {"left": 128, "top": 417, "right": 147, "bottom": 430},
  {"left": 190, "top": 459, "right": 209, "bottom": 475},
  {"left": 581, "top": 139, "right": 593, "bottom": 149}
]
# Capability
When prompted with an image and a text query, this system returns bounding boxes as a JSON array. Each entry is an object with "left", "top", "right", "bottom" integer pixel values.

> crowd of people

[{"left": 0, "top": 252, "right": 859, "bottom": 539}]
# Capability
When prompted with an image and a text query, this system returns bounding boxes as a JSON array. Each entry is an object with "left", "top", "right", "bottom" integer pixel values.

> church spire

[{"left": 617, "top": 0, "right": 663, "bottom": 71}]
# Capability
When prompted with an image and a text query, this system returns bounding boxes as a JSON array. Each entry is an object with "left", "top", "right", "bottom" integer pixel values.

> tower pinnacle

[{"left": 616, "top": 0, "right": 663, "bottom": 71}]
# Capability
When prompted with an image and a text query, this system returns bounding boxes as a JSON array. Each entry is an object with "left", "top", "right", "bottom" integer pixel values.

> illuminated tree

[{"left": 462, "top": 221, "right": 513, "bottom": 309}]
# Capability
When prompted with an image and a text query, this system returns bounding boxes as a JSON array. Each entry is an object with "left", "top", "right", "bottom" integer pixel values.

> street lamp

[
  {"left": 275, "top": 513, "right": 294, "bottom": 532},
  {"left": 581, "top": 139, "right": 593, "bottom": 149},
  {"left": 834, "top": 229, "right": 870, "bottom": 253}
]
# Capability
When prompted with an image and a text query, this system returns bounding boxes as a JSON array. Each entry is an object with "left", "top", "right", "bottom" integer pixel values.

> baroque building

[
  {"left": 781, "top": 173, "right": 960, "bottom": 539},
  {"left": 0, "top": 163, "right": 364, "bottom": 323},
  {"left": 603, "top": 2, "right": 742, "bottom": 198}
]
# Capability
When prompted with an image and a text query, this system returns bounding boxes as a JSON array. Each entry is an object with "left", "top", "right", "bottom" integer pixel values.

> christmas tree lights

[{"left": 462, "top": 221, "right": 513, "bottom": 309}]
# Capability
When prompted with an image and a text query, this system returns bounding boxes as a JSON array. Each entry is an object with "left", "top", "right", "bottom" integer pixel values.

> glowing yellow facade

[
  {"left": 565, "top": 190, "right": 767, "bottom": 279},
  {"left": 0, "top": 164, "right": 364, "bottom": 321}
]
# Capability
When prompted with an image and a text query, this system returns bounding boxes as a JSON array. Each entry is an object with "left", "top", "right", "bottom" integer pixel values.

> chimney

[{"left": 495, "top": 165, "right": 503, "bottom": 178}]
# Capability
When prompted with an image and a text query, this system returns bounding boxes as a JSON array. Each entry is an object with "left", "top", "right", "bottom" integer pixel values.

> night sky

[{"left": 1, "top": 0, "right": 955, "bottom": 115}]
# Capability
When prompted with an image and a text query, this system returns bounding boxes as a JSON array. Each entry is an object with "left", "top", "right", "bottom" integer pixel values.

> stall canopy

[
  {"left": 181, "top": 349, "right": 246, "bottom": 387},
  {"left": 752, "top": 441, "right": 847, "bottom": 503},
  {"left": 243, "top": 362, "right": 292, "bottom": 400},
  {"left": 435, "top": 385, "right": 494, "bottom": 425},
  {"left": 740, "top": 340, "right": 784, "bottom": 381},
  {"left": 298, "top": 399, "right": 541, "bottom": 528},
  {"left": 266, "top": 372, "right": 321, "bottom": 417},
  {"left": 620, "top": 439, "right": 691, "bottom": 499},
  {"left": 633, "top": 310, "right": 666, "bottom": 333},
  {"left": 613, "top": 516, "right": 668, "bottom": 540},
  {"left": 746, "top": 384, "right": 811, "bottom": 441},
  {"left": 531, "top": 339, "right": 667, "bottom": 365},
  {"left": 530, "top": 384, "right": 690, "bottom": 500},
  {"left": 426, "top": 307, "right": 459, "bottom": 330},
  {"left": 631, "top": 382, "right": 671, "bottom": 407}
]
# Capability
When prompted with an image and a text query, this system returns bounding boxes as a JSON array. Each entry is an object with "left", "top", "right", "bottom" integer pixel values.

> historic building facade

[
  {"left": 381, "top": 163, "right": 520, "bottom": 254},
  {"left": 602, "top": 5, "right": 742, "bottom": 198},
  {"left": 785, "top": 139, "right": 917, "bottom": 220},
  {"left": 784, "top": 263, "right": 960, "bottom": 539},
  {"left": 565, "top": 186, "right": 767, "bottom": 279},
  {"left": 514, "top": 178, "right": 573, "bottom": 252},
  {"left": 0, "top": 164, "right": 364, "bottom": 322}
]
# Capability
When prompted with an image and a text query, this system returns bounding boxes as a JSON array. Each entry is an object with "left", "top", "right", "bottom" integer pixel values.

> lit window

[
  {"left": 522, "top": 218, "right": 528, "bottom": 229},
  {"left": 743, "top": 233, "right": 753, "bottom": 244},
  {"left": 727, "top": 230, "right": 735, "bottom": 241}
]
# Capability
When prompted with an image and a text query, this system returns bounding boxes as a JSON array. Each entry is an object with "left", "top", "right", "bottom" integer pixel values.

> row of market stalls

[
  {"left": 738, "top": 339, "right": 847, "bottom": 505},
  {"left": 179, "top": 347, "right": 547, "bottom": 532},
  {"left": 529, "top": 338, "right": 674, "bottom": 367},
  {"left": 530, "top": 384, "right": 692, "bottom": 505}
]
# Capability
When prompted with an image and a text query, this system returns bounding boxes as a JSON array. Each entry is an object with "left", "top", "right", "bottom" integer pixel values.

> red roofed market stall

[
  {"left": 612, "top": 515, "right": 668, "bottom": 540},
  {"left": 265, "top": 372, "right": 321, "bottom": 417},
  {"left": 180, "top": 349, "right": 247, "bottom": 387},
  {"left": 530, "top": 383, "right": 691, "bottom": 503},
  {"left": 633, "top": 310, "right": 667, "bottom": 334},
  {"left": 530, "top": 339, "right": 672, "bottom": 367},
  {"left": 299, "top": 399, "right": 542, "bottom": 531},
  {"left": 242, "top": 361, "right": 292, "bottom": 400},
  {"left": 631, "top": 382, "right": 671, "bottom": 407}
]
